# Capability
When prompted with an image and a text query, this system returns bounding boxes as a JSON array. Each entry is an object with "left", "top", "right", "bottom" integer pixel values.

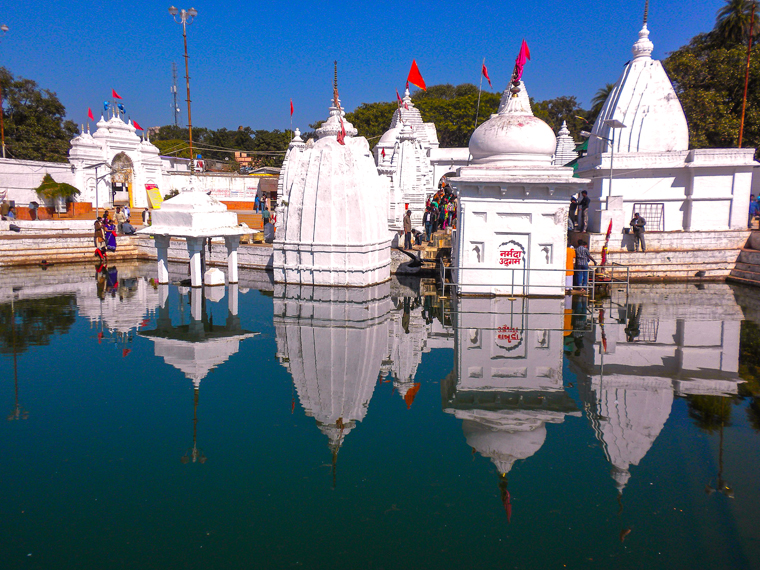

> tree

[
  {"left": 590, "top": 83, "right": 615, "bottom": 119},
  {"left": 0, "top": 67, "right": 77, "bottom": 162},
  {"left": 713, "top": 0, "right": 759, "bottom": 47},
  {"left": 0, "top": 296, "right": 77, "bottom": 355},
  {"left": 664, "top": 35, "right": 760, "bottom": 153},
  {"left": 532, "top": 96, "right": 592, "bottom": 139},
  {"left": 35, "top": 173, "right": 80, "bottom": 203}
]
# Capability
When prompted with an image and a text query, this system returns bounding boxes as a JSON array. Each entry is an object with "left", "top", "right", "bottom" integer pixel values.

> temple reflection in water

[{"left": 275, "top": 283, "right": 392, "bottom": 484}]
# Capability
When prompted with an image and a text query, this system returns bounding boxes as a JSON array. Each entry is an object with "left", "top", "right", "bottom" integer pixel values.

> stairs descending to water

[{"left": 728, "top": 231, "right": 760, "bottom": 287}]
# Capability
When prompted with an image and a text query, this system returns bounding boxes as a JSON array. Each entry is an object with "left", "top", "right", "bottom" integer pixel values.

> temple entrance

[{"left": 111, "top": 153, "right": 134, "bottom": 208}]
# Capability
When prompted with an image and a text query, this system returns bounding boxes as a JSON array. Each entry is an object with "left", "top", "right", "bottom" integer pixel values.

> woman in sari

[{"left": 103, "top": 217, "right": 118, "bottom": 253}]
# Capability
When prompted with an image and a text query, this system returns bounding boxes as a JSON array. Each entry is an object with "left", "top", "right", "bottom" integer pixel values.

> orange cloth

[{"left": 566, "top": 247, "right": 575, "bottom": 276}]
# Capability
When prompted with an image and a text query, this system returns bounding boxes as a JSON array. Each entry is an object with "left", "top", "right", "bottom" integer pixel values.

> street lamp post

[
  {"left": 169, "top": 7, "right": 197, "bottom": 176},
  {"left": 581, "top": 119, "right": 627, "bottom": 199},
  {"left": 1, "top": 24, "right": 9, "bottom": 159}
]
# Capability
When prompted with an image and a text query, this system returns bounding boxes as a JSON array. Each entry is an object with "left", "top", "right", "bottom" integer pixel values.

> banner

[{"left": 145, "top": 184, "right": 163, "bottom": 209}]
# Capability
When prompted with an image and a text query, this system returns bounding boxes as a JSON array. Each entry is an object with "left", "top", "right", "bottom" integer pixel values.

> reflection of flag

[
  {"left": 513, "top": 40, "right": 531, "bottom": 81},
  {"left": 290, "top": 98, "right": 294, "bottom": 117},
  {"left": 112, "top": 89, "right": 123, "bottom": 100},
  {"left": 97, "top": 332, "right": 103, "bottom": 344},
  {"left": 482, "top": 62, "right": 492, "bottom": 88},
  {"left": 404, "top": 383, "right": 421, "bottom": 409},
  {"left": 133, "top": 120, "right": 143, "bottom": 131},
  {"left": 407, "top": 59, "right": 426, "bottom": 91},
  {"left": 88, "top": 107, "right": 94, "bottom": 121},
  {"left": 122, "top": 348, "right": 131, "bottom": 358}
]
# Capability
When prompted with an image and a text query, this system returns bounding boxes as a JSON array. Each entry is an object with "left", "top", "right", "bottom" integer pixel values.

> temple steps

[
  {"left": 727, "top": 241, "right": 760, "bottom": 288},
  {"left": 0, "top": 235, "right": 145, "bottom": 267}
]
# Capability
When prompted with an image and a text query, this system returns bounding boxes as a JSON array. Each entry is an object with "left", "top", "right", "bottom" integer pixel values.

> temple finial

[
  {"left": 643, "top": 0, "right": 649, "bottom": 26},
  {"left": 333, "top": 60, "right": 339, "bottom": 108}
]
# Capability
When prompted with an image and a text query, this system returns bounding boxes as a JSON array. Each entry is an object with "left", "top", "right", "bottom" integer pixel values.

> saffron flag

[
  {"left": 337, "top": 115, "right": 346, "bottom": 145},
  {"left": 513, "top": 40, "right": 531, "bottom": 81},
  {"left": 482, "top": 62, "right": 492, "bottom": 88},
  {"left": 133, "top": 120, "right": 143, "bottom": 131},
  {"left": 407, "top": 60, "right": 426, "bottom": 91},
  {"left": 112, "top": 89, "right": 123, "bottom": 100},
  {"left": 290, "top": 98, "right": 294, "bottom": 117}
]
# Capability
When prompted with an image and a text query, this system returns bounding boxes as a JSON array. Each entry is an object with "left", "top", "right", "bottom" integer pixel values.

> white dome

[
  {"left": 469, "top": 82, "right": 556, "bottom": 165},
  {"left": 377, "top": 125, "right": 401, "bottom": 147}
]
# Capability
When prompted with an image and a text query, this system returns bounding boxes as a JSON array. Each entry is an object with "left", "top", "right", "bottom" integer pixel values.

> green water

[{"left": 1, "top": 264, "right": 759, "bottom": 570}]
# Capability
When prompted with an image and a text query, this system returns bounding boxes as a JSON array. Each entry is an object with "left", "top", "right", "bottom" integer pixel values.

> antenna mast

[{"left": 171, "top": 62, "right": 180, "bottom": 127}]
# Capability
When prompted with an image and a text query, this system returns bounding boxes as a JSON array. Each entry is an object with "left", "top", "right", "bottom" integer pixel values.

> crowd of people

[{"left": 403, "top": 187, "right": 458, "bottom": 250}]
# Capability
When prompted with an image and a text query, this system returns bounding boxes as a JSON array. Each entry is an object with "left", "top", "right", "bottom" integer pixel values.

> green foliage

[
  {"left": 687, "top": 394, "right": 733, "bottom": 433},
  {"left": 152, "top": 139, "right": 191, "bottom": 159},
  {"left": 34, "top": 173, "right": 80, "bottom": 201},
  {"left": 590, "top": 83, "right": 615, "bottom": 119},
  {"left": 712, "top": 0, "right": 760, "bottom": 47},
  {"left": 417, "top": 92, "right": 500, "bottom": 147},
  {"left": 532, "top": 95, "right": 594, "bottom": 139},
  {"left": 664, "top": 36, "right": 760, "bottom": 153},
  {"left": 0, "top": 296, "right": 77, "bottom": 355},
  {"left": 0, "top": 67, "right": 77, "bottom": 162},
  {"left": 411, "top": 83, "right": 479, "bottom": 101},
  {"left": 345, "top": 102, "right": 397, "bottom": 142}
]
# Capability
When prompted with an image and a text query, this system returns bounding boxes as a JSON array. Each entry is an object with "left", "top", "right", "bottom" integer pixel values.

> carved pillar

[
  {"left": 155, "top": 235, "right": 171, "bottom": 284},
  {"left": 186, "top": 237, "right": 204, "bottom": 288},
  {"left": 224, "top": 236, "right": 240, "bottom": 284}
]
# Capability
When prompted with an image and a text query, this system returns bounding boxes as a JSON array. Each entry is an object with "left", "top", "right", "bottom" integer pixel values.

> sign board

[{"left": 145, "top": 184, "right": 163, "bottom": 209}]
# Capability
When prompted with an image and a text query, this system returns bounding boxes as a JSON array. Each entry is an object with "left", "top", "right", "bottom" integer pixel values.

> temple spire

[
  {"left": 333, "top": 60, "right": 339, "bottom": 108},
  {"left": 643, "top": 0, "right": 649, "bottom": 26}
]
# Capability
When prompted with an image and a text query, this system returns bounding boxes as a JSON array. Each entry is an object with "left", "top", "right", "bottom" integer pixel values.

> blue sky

[{"left": 2, "top": 0, "right": 724, "bottom": 133}]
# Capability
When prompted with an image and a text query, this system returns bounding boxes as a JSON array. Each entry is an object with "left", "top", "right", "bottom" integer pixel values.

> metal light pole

[
  {"left": 0, "top": 24, "right": 9, "bottom": 159},
  {"left": 581, "top": 119, "right": 627, "bottom": 198},
  {"left": 169, "top": 7, "right": 197, "bottom": 176}
]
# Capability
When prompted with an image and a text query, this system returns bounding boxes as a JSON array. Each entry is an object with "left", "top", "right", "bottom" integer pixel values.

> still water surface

[{"left": 1, "top": 263, "right": 759, "bottom": 570}]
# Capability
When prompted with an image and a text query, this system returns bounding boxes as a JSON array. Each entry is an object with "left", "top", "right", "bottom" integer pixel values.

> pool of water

[{"left": 1, "top": 262, "right": 759, "bottom": 570}]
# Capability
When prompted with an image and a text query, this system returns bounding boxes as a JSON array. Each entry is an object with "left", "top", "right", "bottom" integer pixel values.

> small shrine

[
  {"left": 137, "top": 185, "right": 248, "bottom": 287},
  {"left": 449, "top": 69, "right": 589, "bottom": 296}
]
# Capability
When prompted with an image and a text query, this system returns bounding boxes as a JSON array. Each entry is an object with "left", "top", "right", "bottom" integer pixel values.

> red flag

[
  {"left": 381, "top": 147, "right": 386, "bottom": 158},
  {"left": 88, "top": 107, "right": 94, "bottom": 121},
  {"left": 112, "top": 89, "right": 123, "bottom": 100},
  {"left": 407, "top": 60, "right": 426, "bottom": 91},
  {"left": 513, "top": 40, "right": 531, "bottom": 81},
  {"left": 290, "top": 98, "right": 294, "bottom": 117},
  {"left": 396, "top": 89, "right": 408, "bottom": 110},
  {"left": 337, "top": 115, "right": 346, "bottom": 145},
  {"left": 482, "top": 62, "right": 492, "bottom": 88},
  {"left": 133, "top": 120, "right": 143, "bottom": 131}
]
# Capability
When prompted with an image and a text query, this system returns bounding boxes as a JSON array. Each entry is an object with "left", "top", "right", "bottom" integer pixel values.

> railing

[
  {"left": 441, "top": 261, "right": 630, "bottom": 301},
  {"left": 632, "top": 202, "right": 665, "bottom": 232}
]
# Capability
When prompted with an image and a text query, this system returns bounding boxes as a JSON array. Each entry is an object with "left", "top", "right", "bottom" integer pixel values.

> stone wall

[{"left": 0, "top": 158, "right": 76, "bottom": 207}]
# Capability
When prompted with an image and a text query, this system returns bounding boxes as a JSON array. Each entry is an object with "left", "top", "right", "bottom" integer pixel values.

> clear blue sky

[{"left": 2, "top": 0, "right": 725, "bottom": 133}]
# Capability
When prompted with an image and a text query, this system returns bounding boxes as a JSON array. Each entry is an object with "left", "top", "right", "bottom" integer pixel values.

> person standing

[
  {"left": 749, "top": 194, "right": 758, "bottom": 229},
  {"left": 123, "top": 205, "right": 130, "bottom": 220},
  {"left": 423, "top": 208, "right": 431, "bottom": 242},
  {"left": 578, "top": 191, "right": 590, "bottom": 232},
  {"left": 254, "top": 195, "right": 260, "bottom": 214},
  {"left": 115, "top": 206, "right": 127, "bottom": 234},
  {"left": 262, "top": 206, "right": 271, "bottom": 227},
  {"left": 630, "top": 212, "right": 646, "bottom": 252},
  {"left": 574, "top": 239, "right": 596, "bottom": 291},
  {"left": 142, "top": 208, "right": 150, "bottom": 226},
  {"left": 569, "top": 196, "right": 578, "bottom": 230},
  {"left": 403, "top": 209, "right": 412, "bottom": 250}
]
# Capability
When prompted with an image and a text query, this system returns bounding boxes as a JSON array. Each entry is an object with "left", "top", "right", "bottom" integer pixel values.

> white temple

[
  {"left": 449, "top": 81, "right": 589, "bottom": 296},
  {"left": 552, "top": 121, "right": 578, "bottom": 166},
  {"left": 274, "top": 85, "right": 392, "bottom": 287},
  {"left": 576, "top": 13, "right": 757, "bottom": 233},
  {"left": 68, "top": 113, "right": 163, "bottom": 209}
]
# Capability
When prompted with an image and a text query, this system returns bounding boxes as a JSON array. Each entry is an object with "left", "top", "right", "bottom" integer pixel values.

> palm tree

[
  {"left": 590, "top": 83, "right": 615, "bottom": 121},
  {"left": 713, "top": 0, "right": 759, "bottom": 47}
]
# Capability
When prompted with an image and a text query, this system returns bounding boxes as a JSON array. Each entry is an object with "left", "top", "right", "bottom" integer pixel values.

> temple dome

[
  {"left": 469, "top": 82, "right": 556, "bottom": 165},
  {"left": 587, "top": 23, "right": 689, "bottom": 155}
]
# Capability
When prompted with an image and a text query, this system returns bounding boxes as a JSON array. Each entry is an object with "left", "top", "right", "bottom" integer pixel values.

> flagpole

[
  {"left": 739, "top": 3, "right": 755, "bottom": 148},
  {"left": 474, "top": 57, "right": 484, "bottom": 129}
]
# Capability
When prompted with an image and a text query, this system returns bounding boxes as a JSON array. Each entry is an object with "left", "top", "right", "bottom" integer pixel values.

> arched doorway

[{"left": 111, "top": 152, "right": 134, "bottom": 207}]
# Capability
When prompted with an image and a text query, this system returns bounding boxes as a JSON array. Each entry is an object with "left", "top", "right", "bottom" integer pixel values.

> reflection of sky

[{"left": 0, "top": 278, "right": 758, "bottom": 570}]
